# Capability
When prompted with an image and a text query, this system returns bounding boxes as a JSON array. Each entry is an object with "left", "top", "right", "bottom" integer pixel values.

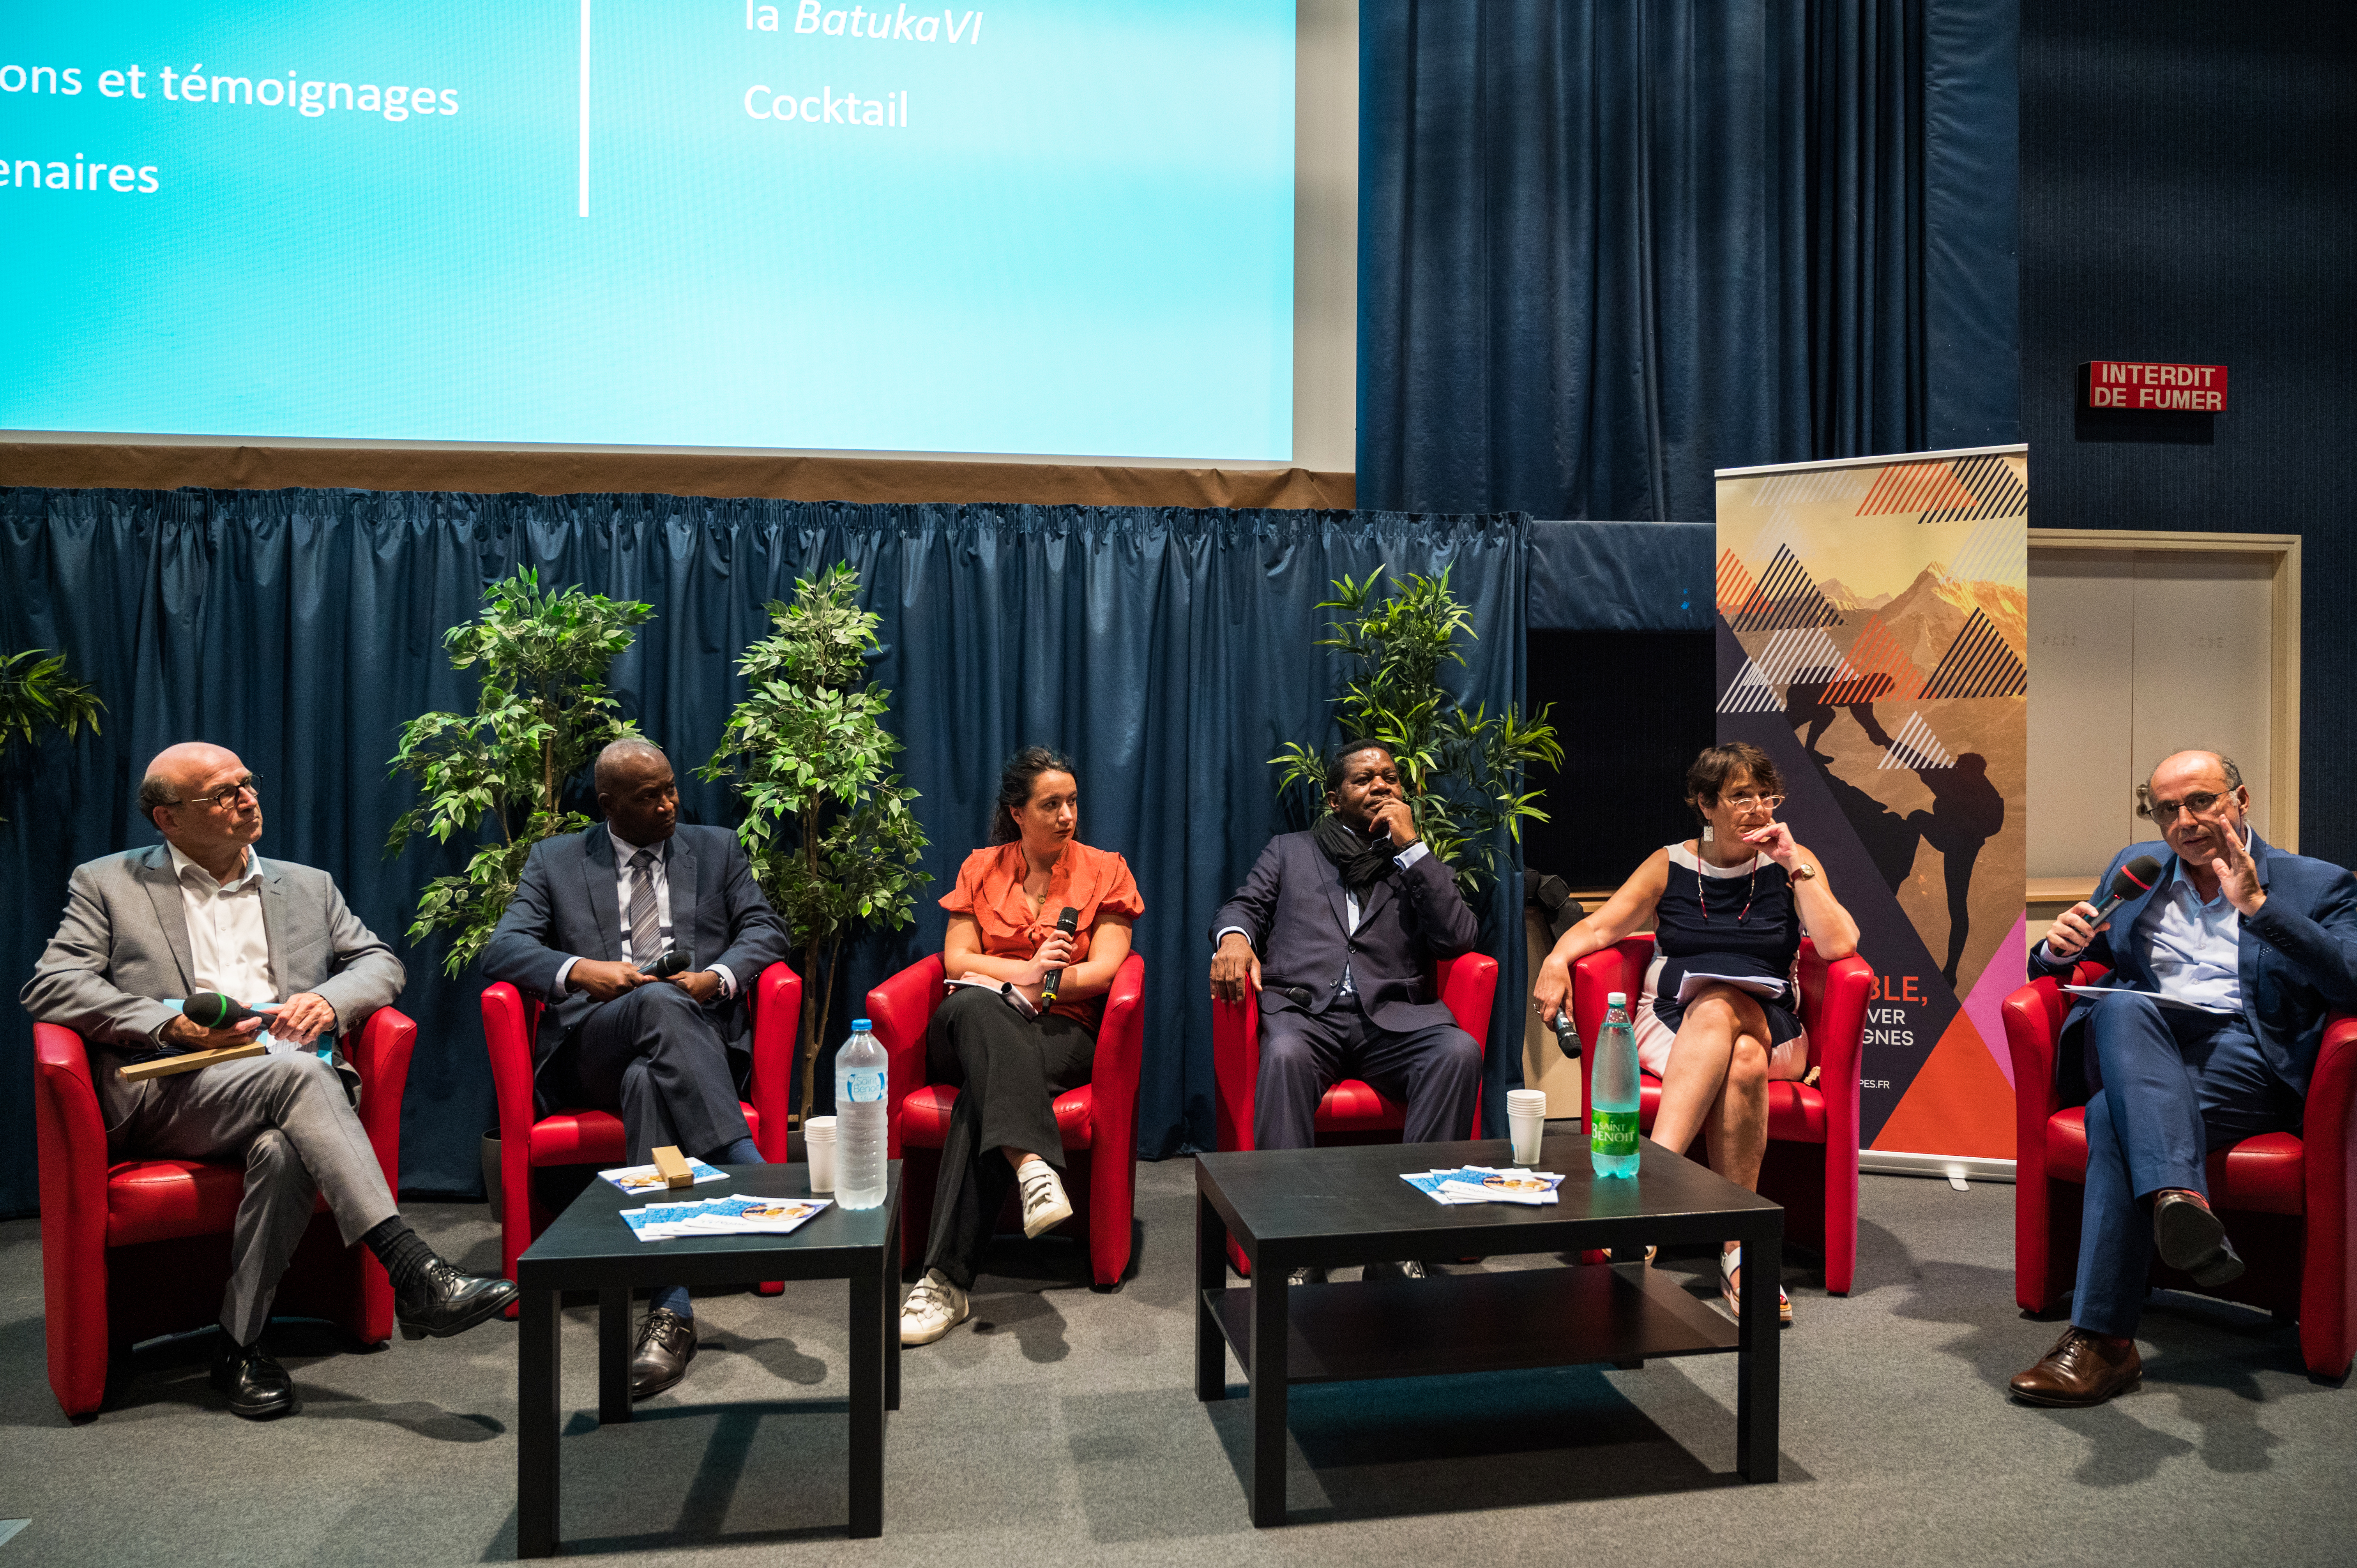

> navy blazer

[
  {"left": 482, "top": 823, "right": 789, "bottom": 1072},
  {"left": 1209, "top": 831, "right": 1480, "bottom": 1034},
  {"left": 2029, "top": 833, "right": 2357, "bottom": 1097}
]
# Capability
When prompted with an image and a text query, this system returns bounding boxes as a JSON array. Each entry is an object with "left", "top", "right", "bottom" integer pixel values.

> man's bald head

[
  {"left": 595, "top": 740, "right": 679, "bottom": 847},
  {"left": 594, "top": 739, "right": 670, "bottom": 796},
  {"left": 138, "top": 742, "right": 242, "bottom": 826},
  {"left": 138, "top": 741, "right": 264, "bottom": 873}
]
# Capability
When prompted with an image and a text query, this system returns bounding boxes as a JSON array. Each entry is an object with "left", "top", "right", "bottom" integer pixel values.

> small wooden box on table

[
  {"left": 514, "top": 1162, "right": 903, "bottom": 1555},
  {"left": 1194, "top": 1130, "right": 1781, "bottom": 1526}
]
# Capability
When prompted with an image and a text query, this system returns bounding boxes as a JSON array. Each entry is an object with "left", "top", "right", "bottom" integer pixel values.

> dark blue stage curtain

[
  {"left": 1359, "top": 0, "right": 2020, "bottom": 519},
  {"left": 1528, "top": 521, "right": 1715, "bottom": 632},
  {"left": 0, "top": 491, "right": 1530, "bottom": 1216}
]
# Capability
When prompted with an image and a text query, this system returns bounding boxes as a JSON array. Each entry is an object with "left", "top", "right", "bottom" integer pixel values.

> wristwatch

[{"left": 1788, "top": 862, "right": 1820, "bottom": 882}]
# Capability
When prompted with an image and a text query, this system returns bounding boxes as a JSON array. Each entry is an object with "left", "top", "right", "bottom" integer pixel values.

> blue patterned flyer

[{"left": 675, "top": 1196, "right": 832, "bottom": 1236}]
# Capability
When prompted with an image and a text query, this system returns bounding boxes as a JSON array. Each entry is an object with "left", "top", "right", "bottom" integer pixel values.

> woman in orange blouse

[{"left": 900, "top": 747, "right": 1144, "bottom": 1347}]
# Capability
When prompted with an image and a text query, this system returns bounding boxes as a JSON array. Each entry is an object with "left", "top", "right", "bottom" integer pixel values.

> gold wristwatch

[{"left": 1788, "top": 862, "right": 1819, "bottom": 882}]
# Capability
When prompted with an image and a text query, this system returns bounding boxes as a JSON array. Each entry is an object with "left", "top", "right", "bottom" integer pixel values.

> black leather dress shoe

[
  {"left": 211, "top": 1335, "right": 296, "bottom": 1420},
  {"left": 1364, "top": 1259, "right": 1428, "bottom": 1282},
  {"left": 631, "top": 1308, "right": 697, "bottom": 1400},
  {"left": 1284, "top": 1264, "right": 1327, "bottom": 1286},
  {"left": 2154, "top": 1188, "right": 2246, "bottom": 1287},
  {"left": 396, "top": 1261, "right": 521, "bottom": 1340}
]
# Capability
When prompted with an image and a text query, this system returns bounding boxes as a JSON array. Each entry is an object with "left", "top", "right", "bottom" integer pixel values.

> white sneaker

[
  {"left": 1016, "top": 1158, "right": 1074, "bottom": 1239},
  {"left": 900, "top": 1268, "right": 970, "bottom": 1347}
]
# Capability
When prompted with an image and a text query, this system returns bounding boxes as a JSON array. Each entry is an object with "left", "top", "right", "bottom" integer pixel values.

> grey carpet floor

[{"left": 3, "top": 1155, "right": 2351, "bottom": 1566}]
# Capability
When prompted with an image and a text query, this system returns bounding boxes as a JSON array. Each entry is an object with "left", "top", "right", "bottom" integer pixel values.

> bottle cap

[
  {"left": 851, "top": 1018, "right": 872, "bottom": 1031},
  {"left": 1607, "top": 991, "right": 1627, "bottom": 1007}
]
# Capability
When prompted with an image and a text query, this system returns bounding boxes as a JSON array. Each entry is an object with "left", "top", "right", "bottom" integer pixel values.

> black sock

[{"left": 361, "top": 1216, "right": 440, "bottom": 1296}]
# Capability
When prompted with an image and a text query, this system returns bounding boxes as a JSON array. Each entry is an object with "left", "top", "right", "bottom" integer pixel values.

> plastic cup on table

[
  {"left": 804, "top": 1116, "right": 838, "bottom": 1193},
  {"left": 1506, "top": 1088, "right": 1549, "bottom": 1167}
]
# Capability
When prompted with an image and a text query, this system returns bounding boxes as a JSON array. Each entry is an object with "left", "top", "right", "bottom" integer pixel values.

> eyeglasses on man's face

[
  {"left": 165, "top": 775, "right": 261, "bottom": 811},
  {"left": 2143, "top": 788, "right": 2238, "bottom": 827}
]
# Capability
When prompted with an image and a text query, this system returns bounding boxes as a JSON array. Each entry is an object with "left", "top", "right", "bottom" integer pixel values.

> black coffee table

[
  {"left": 1194, "top": 1130, "right": 1780, "bottom": 1525},
  {"left": 514, "top": 1162, "right": 903, "bottom": 1555}
]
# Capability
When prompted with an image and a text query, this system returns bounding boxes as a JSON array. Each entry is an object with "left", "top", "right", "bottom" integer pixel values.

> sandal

[{"left": 1720, "top": 1245, "right": 1792, "bottom": 1326}]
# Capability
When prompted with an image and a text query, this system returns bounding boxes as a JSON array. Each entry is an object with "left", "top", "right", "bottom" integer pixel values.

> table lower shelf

[{"left": 1206, "top": 1263, "right": 1740, "bottom": 1384}]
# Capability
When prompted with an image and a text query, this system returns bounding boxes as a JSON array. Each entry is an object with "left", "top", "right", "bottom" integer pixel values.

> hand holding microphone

[
  {"left": 167, "top": 992, "right": 269, "bottom": 1051},
  {"left": 640, "top": 948, "right": 690, "bottom": 978},
  {"left": 2045, "top": 855, "right": 2164, "bottom": 960},
  {"left": 1039, "top": 907, "right": 1080, "bottom": 1005}
]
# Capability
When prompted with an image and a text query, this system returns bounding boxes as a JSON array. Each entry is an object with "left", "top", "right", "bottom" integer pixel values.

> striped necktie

[{"left": 627, "top": 848, "right": 661, "bottom": 966}]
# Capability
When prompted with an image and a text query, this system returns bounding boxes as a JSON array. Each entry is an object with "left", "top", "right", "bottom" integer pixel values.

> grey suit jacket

[
  {"left": 20, "top": 843, "right": 406, "bottom": 1065},
  {"left": 480, "top": 823, "right": 788, "bottom": 1070}
]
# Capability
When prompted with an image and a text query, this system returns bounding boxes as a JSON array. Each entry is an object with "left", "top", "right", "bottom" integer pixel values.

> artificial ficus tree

[
  {"left": 387, "top": 567, "right": 655, "bottom": 975},
  {"left": 1272, "top": 565, "right": 1562, "bottom": 899},
  {"left": 699, "top": 563, "right": 929, "bottom": 1117}
]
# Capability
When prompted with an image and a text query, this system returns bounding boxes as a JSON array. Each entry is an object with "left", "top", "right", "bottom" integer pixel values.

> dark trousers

[
  {"left": 1253, "top": 991, "right": 1483, "bottom": 1151},
  {"left": 558, "top": 983, "right": 749, "bottom": 1166},
  {"left": 921, "top": 987, "right": 1095, "bottom": 1290},
  {"left": 2072, "top": 989, "right": 2303, "bottom": 1335}
]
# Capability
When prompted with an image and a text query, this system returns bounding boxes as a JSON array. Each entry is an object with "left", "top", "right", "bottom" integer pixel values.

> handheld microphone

[
  {"left": 640, "top": 948, "right": 691, "bottom": 978},
  {"left": 1040, "top": 906, "right": 1080, "bottom": 1005},
  {"left": 2087, "top": 855, "right": 2166, "bottom": 923},
  {"left": 183, "top": 992, "right": 258, "bottom": 1030},
  {"left": 1551, "top": 1012, "right": 1581, "bottom": 1060}
]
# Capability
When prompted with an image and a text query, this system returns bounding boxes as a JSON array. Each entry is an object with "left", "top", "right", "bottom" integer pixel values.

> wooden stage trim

[{"left": 0, "top": 443, "right": 1356, "bottom": 510}]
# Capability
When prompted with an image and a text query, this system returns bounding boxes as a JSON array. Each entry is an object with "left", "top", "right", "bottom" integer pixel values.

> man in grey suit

[
  {"left": 22, "top": 742, "right": 518, "bottom": 1420},
  {"left": 1209, "top": 740, "right": 1484, "bottom": 1281},
  {"left": 482, "top": 739, "right": 788, "bottom": 1398}
]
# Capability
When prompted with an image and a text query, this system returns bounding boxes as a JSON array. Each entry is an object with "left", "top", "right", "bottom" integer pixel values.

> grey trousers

[
  {"left": 1253, "top": 992, "right": 1484, "bottom": 1151},
  {"left": 99, "top": 1051, "right": 398, "bottom": 1347}
]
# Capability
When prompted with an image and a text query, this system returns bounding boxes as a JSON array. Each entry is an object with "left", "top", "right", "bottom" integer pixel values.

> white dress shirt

[
  {"left": 157, "top": 841, "right": 277, "bottom": 1040},
  {"left": 2133, "top": 843, "right": 2246, "bottom": 1015},
  {"left": 555, "top": 830, "right": 736, "bottom": 998},
  {"left": 1216, "top": 840, "right": 1431, "bottom": 996}
]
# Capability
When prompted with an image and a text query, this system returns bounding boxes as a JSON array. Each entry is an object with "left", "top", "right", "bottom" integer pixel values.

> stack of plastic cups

[
  {"left": 1505, "top": 1088, "right": 1549, "bottom": 1166},
  {"left": 803, "top": 1116, "right": 838, "bottom": 1193}
]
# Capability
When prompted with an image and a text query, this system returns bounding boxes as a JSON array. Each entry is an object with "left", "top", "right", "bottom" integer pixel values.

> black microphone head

[
  {"left": 1055, "top": 906, "right": 1079, "bottom": 934},
  {"left": 183, "top": 992, "right": 253, "bottom": 1029},
  {"left": 642, "top": 949, "right": 690, "bottom": 978},
  {"left": 2111, "top": 856, "right": 2165, "bottom": 901}
]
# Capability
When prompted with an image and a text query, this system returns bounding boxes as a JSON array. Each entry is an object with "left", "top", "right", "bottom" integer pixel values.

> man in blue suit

[
  {"left": 2010, "top": 749, "right": 2357, "bottom": 1406},
  {"left": 1209, "top": 740, "right": 1483, "bottom": 1282},
  {"left": 484, "top": 739, "right": 787, "bottom": 1399}
]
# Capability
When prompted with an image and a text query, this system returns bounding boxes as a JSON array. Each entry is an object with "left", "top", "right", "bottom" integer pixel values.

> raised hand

[
  {"left": 2210, "top": 827, "right": 2266, "bottom": 916},
  {"left": 1369, "top": 798, "right": 1419, "bottom": 849}
]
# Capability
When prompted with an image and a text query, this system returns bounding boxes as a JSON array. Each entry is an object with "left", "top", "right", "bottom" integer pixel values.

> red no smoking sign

[{"left": 2084, "top": 360, "right": 2228, "bottom": 411}]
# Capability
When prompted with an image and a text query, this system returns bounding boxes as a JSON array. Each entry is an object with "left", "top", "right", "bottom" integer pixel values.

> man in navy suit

[
  {"left": 484, "top": 739, "right": 787, "bottom": 1398},
  {"left": 1209, "top": 740, "right": 1483, "bottom": 1280},
  {"left": 2011, "top": 749, "right": 2357, "bottom": 1406}
]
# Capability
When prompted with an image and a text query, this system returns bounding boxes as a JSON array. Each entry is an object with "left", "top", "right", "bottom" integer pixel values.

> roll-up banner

[{"left": 1714, "top": 446, "right": 2028, "bottom": 1174}]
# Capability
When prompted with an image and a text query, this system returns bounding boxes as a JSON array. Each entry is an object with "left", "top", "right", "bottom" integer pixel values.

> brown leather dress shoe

[
  {"left": 2009, "top": 1327, "right": 2141, "bottom": 1406},
  {"left": 630, "top": 1308, "right": 696, "bottom": 1400},
  {"left": 2154, "top": 1188, "right": 2246, "bottom": 1287}
]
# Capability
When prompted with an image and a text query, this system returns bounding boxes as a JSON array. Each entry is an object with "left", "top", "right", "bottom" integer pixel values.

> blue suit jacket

[
  {"left": 1209, "top": 831, "right": 1479, "bottom": 1034},
  {"left": 482, "top": 823, "right": 788, "bottom": 1072},
  {"left": 2028, "top": 833, "right": 2357, "bottom": 1097}
]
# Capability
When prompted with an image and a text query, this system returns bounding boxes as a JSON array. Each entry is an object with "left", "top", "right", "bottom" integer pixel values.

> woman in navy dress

[{"left": 1531, "top": 743, "right": 1859, "bottom": 1322}]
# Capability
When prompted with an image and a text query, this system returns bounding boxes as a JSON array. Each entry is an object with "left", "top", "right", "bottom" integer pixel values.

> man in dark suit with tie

[
  {"left": 2010, "top": 749, "right": 2357, "bottom": 1406},
  {"left": 483, "top": 739, "right": 788, "bottom": 1398},
  {"left": 1209, "top": 740, "right": 1484, "bottom": 1280}
]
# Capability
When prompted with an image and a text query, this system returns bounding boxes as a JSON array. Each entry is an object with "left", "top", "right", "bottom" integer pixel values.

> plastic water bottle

[
  {"left": 1590, "top": 991, "right": 1641, "bottom": 1180},
  {"left": 834, "top": 1019, "right": 888, "bottom": 1210}
]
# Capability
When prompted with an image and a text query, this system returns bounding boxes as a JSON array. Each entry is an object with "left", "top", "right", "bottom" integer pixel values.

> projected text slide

[{"left": 0, "top": 2, "right": 1295, "bottom": 459}]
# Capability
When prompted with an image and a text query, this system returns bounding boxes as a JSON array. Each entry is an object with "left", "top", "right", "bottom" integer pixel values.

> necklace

[{"left": 1696, "top": 849, "right": 1761, "bottom": 923}]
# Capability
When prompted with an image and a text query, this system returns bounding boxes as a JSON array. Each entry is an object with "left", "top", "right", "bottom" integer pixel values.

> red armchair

[
  {"left": 2003, "top": 968, "right": 2357, "bottom": 1379},
  {"left": 32, "top": 1007, "right": 417, "bottom": 1419},
  {"left": 866, "top": 952, "right": 1146, "bottom": 1288},
  {"left": 1573, "top": 936, "right": 1872, "bottom": 1294},
  {"left": 1211, "top": 953, "right": 1501, "bottom": 1151},
  {"left": 481, "top": 961, "right": 801, "bottom": 1290}
]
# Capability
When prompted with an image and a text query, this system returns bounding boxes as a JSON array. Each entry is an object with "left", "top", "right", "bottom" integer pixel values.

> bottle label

[
  {"left": 843, "top": 1070, "right": 886, "bottom": 1104},
  {"left": 1590, "top": 1110, "right": 1639, "bottom": 1158}
]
